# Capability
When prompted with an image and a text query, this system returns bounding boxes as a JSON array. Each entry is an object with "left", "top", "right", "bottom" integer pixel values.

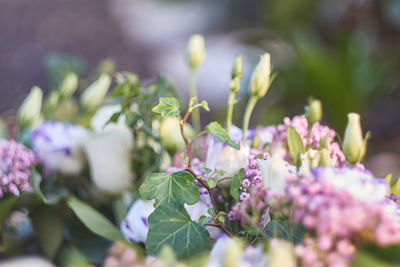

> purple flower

[
  {"left": 31, "top": 121, "right": 89, "bottom": 175},
  {"left": 0, "top": 139, "right": 36, "bottom": 197}
]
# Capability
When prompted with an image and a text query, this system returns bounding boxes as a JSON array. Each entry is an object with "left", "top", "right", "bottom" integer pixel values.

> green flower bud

[
  {"left": 230, "top": 76, "right": 241, "bottom": 94},
  {"left": 80, "top": 74, "right": 111, "bottom": 110},
  {"left": 44, "top": 90, "right": 59, "bottom": 115},
  {"left": 160, "top": 117, "right": 194, "bottom": 152},
  {"left": 17, "top": 86, "right": 43, "bottom": 128},
  {"left": 186, "top": 34, "right": 206, "bottom": 70},
  {"left": 319, "top": 148, "right": 334, "bottom": 166},
  {"left": 231, "top": 55, "right": 243, "bottom": 79},
  {"left": 250, "top": 53, "right": 271, "bottom": 98},
  {"left": 305, "top": 99, "right": 322, "bottom": 125},
  {"left": 343, "top": 113, "right": 368, "bottom": 164},
  {"left": 58, "top": 72, "right": 78, "bottom": 99}
]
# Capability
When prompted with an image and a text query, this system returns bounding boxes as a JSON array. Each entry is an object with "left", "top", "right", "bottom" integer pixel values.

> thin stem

[
  {"left": 189, "top": 69, "right": 201, "bottom": 133},
  {"left": 242, "top": 95, "right": 258, "bottom": 144},
  {"left": 226, "top": 92, "right": 235, "bottom": 135}
]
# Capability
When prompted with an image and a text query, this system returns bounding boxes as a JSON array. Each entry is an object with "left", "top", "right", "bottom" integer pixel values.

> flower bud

[
  {"left": 80, "top": 74, "right": 111, "bottom": 110},
  {"left": 231, "top": 55, "right": 243, "bottom": 79},
  {"left": 319, "top": 148, "right": 334, "bottom": 166},
  {"left": 250, "top": 53, "right": 271, "bottom": 98},
  {"left": 44, "top": 91, "right": 59, "bottom": 118},
  {"left": 58, "top": 72, "right": 78, "bottom": 99},
  {"left": 230, "top": 76, "right": 241, "bottom": 94},
  {"left": 186, "top": 34, "right": 206, "bottom": 70},
  {"left": 305, "top": 99, "right": 322, "bottom": 125},
  {"left": 343, "top": 113, "right": 367, "bottom": 164},
  {"left": 160, "top": 117, "right": 194, "bottom": 152},
  {"left": 17, "top": 86, "right": 43, "bottom": 128}
]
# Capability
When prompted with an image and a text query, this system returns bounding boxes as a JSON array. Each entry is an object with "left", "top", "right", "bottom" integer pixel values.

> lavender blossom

[{"left": 0, "top": 139, "right": 36, "bottom": 197}]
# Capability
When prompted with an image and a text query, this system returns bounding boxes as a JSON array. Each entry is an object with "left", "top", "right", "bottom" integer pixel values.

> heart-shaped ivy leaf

[
  {"left": 152, "top": 97, "right": 180, "bottom": 118},
  {"left": 139, "top": 171, "right": 199, "bottom": 207},
  {"left": 206, "top": 121, "right": 240, "bottom": 150}
]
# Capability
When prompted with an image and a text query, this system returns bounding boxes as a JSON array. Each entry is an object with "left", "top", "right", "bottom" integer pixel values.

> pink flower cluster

[
  {"left": 0, "top": 139, "right": 36, "bottom": 197},
  {"left": 287, "top": 168, "right": 400, "bottom": 266},
  {"left": 276, "top": 115, "right": 345, "bottom": 165},
  {"left": 228, "top": 149, "right": 268, "bottom": 224}
]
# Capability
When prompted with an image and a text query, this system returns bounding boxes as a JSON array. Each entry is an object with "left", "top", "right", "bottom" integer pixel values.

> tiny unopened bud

[
  {"left": 80, "top": 74, "right": 111, "bottom": 110},
  {"left": 186, "top": 34, "right": 206, "bottom": 70},
  {"left": 230, "top": 76, "right": 241, "bottom": 94},
  {"left": 44, "top": 90, "right": 59, "bottom": 114},
  {"left": 305, "top": 99, "right": 322, "bottom": 125},
  {"left": 58, "top": 73, "right": 78, "bottom": 99},
  {"left": 343, "top": 113, "right": 368, "bottom": 164},
  {"left": 250, "top": 53, "right": 271, "bottom": 98},
  {"left": 17, "top": 86, "right": 43, "bottom": 128},
  {"left": 231, "top": 55, "right": 243, "bottom": 79}
]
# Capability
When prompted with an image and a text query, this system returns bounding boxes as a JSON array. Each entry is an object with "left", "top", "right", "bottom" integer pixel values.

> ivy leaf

[
  {"left": 287, "top": 126, "right": 305, "bottom": 167},
  {"left": 198, "top": 215, "right": 211, "bottom": 225},
  {"left": 200, "top": 167, "right": 212, "bottom": 174},
  {"left": 152, "top": 97, "right": 180, "bottom": 118},
  {"left": 67, "top": 197, "right": 123, "bottom": 242},
  {"left": 230, "top": 169, "right": 245, "bottom": 201},
  {"left": 207, "top": 178, "right": 217, "bottom": 189},
  {"left": 146, "top": 203, "right": 211, "bottom": 258},
  {"left": 139, "top": 171, "right": 199, "bottom": 207},
  {"left": 206, "top": 121, "right": 240, "bottom": 150}
]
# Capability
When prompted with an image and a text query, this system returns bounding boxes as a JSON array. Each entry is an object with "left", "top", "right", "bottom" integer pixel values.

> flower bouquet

[{"left": 0, "top": 35, "right": 399, "bottom": 267}]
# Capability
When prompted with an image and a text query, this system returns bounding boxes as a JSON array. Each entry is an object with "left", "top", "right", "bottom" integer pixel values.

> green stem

[
  {"left": 189, "top": 69, "right": 201, "bottom": 132},
  {"left": 242, "top": 95, "right": 258, "bottom": 143},
  {"left": 226, "top": 92, "right": 235, "bottom": 135}
]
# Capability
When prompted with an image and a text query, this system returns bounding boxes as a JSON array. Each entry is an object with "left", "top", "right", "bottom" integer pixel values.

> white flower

[
  {"left": 17, "top": 86, "right": 43, "bottom": 128},
  {"left": 314, "top": 167, "right": 388, "bottom": 202},
  {"left": 258, "top": 155, "right": 295, "bottom": 194},
  {"left": 343, "top": 113, "right": 366, "bottom": 164},
  {"left": 121, "top": 195, "right": 221, "bottom": 244},
  {"left": 0, "top": 257, "right": 55, "bottom": 267},
  {"left": 206, "top": 236, "right": 267, "bottom": 267},
  {"left": 299, "top": 149, "right": 320, "bottom": 174},
  {"left": 32, "top": 122, "right": 89, "bottom": 175},
  {"left": 83, "top": 105, "right": 134, "bottom": 194},
  {"left": 205, "top": 126, "right": 250, "bottom": 179},
  {"left": 121, "top": 199, "right": 154, "bottom": 243}
]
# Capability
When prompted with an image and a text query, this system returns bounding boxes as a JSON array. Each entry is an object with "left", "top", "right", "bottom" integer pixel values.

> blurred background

[{"left": 1, "top": 0, "right": 400, "bottom": 176}]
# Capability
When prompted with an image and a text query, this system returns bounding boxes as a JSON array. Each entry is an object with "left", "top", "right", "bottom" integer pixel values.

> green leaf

[
  {"left": 264, "top": 220, "right": 304, "bottom": 244},
  {"left": 67, "top": 197, "right": 123, "bottom": 242},
  {"left": 207, "top": 178, "right": 217, "bottom": 189},
  {"left": 200, "top": 167, "right": 212, "bottom": 174},
  {"left": 32, "top": 169, "right": 67, "bottom": 205},
  {"left": 139, "top": 171, "right": 199, "bottom": 207},
  {"left": 59, "top": 246, "right": 92, "bottom": 267},
  {"left": 200, "top": 100, "right": 210, "bottom": 111},
  {"left": 112, "top": 72, "right": 140, "bottom": 98},
  {"left": 31, "top": 206, "right": 64, "bottom": 259},
  {"left": 152, "top": 97, "right": 180, "bottom": 118},
  {"left": 198, "top": 215, "right": 211, "bottom": 225},
  {"left": 287, "top": 126, "right": 305, "bottom": 167},
  {"left": 207, "top": 208, "right": 215, "bottom": 216},
  {"left": 230, "top": 169, "right": 245, "bottom": 201},
  {"left": 0, "top": 197, "right": 18, "bottom": 230},
  {"left": 206, "top": 121, "right": 240, "bottom": 150},
  {"left": 146, "top": 203, "right": 211, "bottom": 258}
]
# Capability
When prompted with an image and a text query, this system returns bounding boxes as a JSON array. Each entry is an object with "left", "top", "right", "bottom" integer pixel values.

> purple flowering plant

[{"left": 1, "top": 36, "right": 400, "bottom": 267}]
